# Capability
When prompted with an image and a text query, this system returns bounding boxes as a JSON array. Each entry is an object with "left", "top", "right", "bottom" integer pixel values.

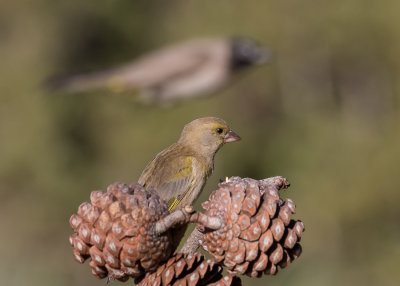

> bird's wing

[
  {"left": 117, "top": 41, "right": 212, "bottom": 87},
  {"left": 162, "top": 156, "right": 196, "bottom": 212},
  {"left": 139, "top": 153, "right": 200, "bottom": 212}
]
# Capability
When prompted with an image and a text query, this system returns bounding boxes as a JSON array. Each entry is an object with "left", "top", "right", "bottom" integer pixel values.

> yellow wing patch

[
  {"left": 167, "top": 157, "right": 195, "bottom": 212},
  {"left": 168, "top": 198, "right": 180, "bottom": 212},
  {"left": 172, "top": 157, "right": 193, "bottom": 179}
]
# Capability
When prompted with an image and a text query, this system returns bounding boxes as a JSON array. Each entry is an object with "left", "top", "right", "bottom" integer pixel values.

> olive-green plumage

[{"left": 138, "top": 117, "right": 240, "bottom": 213}]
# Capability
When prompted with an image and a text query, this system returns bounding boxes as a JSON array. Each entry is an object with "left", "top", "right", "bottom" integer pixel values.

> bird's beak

[{"left": 224, "top": 130, "right": 241, "bottom": 143}]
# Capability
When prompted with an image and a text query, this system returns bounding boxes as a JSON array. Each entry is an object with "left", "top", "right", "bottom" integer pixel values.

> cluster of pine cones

[
  {"left": 201, "top": 177, "right": 304, "bottom": 277},
  {"left": 69, "top": 182, "right": 173, "bottom": 281},
  {"left": 69, "top": 177, "right": 304, "bottom": 285}
]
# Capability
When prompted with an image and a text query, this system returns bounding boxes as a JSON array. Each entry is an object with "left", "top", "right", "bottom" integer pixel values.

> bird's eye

[{"left": 216, "top": 128, "right": 223, "bottom": 134}]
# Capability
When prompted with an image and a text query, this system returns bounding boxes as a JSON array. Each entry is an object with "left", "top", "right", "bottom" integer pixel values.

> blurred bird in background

[
  {"left": 47, "top": 37, "right": 271, "bottom": 103},
  {"left": 138, "top": 117, "right": 240, "bottom": 250}
]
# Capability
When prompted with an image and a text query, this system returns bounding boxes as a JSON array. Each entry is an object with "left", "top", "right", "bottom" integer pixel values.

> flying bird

[{"left": 47, "top": 37, "right": 271, "bottom": 103}]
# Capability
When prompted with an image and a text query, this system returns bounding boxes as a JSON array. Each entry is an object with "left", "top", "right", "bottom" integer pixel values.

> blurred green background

[{"left": 1, "top": 0, "right": 400, "bottom": 285}]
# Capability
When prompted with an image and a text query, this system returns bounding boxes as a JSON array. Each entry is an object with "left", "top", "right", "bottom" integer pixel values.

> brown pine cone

[
  {"left": 136, "top": 253, "right": 242, "bottom": 286},
  {"left": 200, "top": 177, "right": 305, "bottom": 277},
  {"left": 68, "top": 182, "right": 173, "bottom": 281}
]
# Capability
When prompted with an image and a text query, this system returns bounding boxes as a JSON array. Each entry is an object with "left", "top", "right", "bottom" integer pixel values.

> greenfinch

[{"left": 138, "top": 117, "right": 241, "bottom": 213}]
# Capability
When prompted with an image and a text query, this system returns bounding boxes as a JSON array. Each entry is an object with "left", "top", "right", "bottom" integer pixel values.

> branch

[
  {"left": 259, "top": 176, "right": 290, "bottom": 192},
  {"left": 179, "top": 228, "right": 204, "bottom": 254},
  {"left": 189, "top": 212, "right": 222, "bottom": 230},
  {"left": 154, "top": 206, "right": 194, "bottom": 235},
  {"left": 154, "top": 206, "right": 222, "bottom": 236}
]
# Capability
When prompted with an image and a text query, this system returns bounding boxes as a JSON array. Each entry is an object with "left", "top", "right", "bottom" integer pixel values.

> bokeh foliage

[{"left": 1, "top": 1, "right": 399, "bottom": 285}]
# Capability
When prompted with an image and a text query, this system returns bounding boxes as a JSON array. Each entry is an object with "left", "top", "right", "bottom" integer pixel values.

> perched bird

[
  {"left": 47, "top": 37, "right": 271, "bottom": 103},
  {"left": 138, "top": 117, "right": 241, "bottom": 213}
]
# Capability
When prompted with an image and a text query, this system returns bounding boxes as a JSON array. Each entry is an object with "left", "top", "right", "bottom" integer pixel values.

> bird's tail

[{"left": 45, "top": 69, "right": 126, "bottom": 93}]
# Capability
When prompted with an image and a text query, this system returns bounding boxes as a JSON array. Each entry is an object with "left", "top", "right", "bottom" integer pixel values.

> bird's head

[
  {"left": 178, "top": 117, "right": 241, "bottom": 157},
  {"left": 230, "top": 37, "right": 272, "bottom": 69}
]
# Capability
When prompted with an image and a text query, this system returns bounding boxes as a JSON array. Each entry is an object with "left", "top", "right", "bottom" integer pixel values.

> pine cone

[
  {"left": 136, "top": 253, "right": 242, "bottom": 286},
  {"left": 200, "top": 177, "right": 305, "bottom": 277},
  {"left": 68, "top": 182, "right": 173, "bottom": 281}
]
